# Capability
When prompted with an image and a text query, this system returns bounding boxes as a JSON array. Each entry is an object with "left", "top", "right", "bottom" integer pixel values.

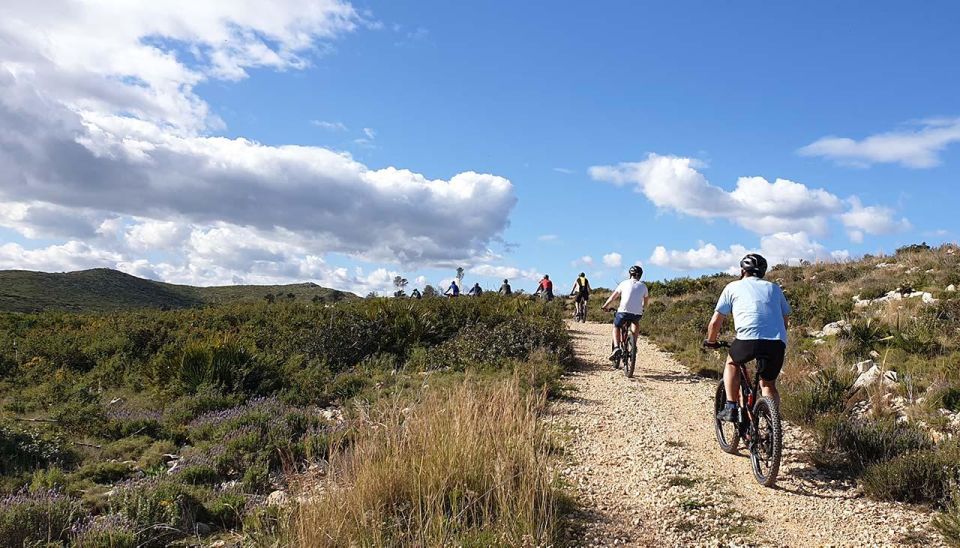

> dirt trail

[{"left": 552, "top": 321, "right": 944, "bottom": 547}]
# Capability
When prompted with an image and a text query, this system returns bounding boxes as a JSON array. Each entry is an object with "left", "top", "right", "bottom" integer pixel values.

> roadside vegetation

[
  {"left": 579, "top": 243, "right": 960, "bottom": 542},
  {"left": 0, "top": 295, "right": 572, "bottom": 546}
]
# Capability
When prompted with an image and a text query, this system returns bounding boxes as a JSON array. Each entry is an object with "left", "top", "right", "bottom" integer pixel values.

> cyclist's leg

[
  {"left": 723, "top": 355, "right": 741, "bottom": 404},
  {"left": 756, "top": 341, "right": 785, "bottom": 406}
]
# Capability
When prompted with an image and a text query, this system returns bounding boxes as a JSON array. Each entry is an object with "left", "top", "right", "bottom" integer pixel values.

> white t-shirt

[{"left": 615, "top": 279, "right": 649, "bottom": 314}]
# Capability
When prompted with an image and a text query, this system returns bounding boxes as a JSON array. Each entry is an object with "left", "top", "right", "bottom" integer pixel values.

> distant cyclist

[
  {"left": 468, "top": 282, "right": 483, "bottom": 296},
  {"left": 601, "top": 266, "right": 649, "bottom": 361},
  {"left": 535, "top": 274, "right": 554, "bottom": 301},
  {"left": 499, "top": 279, "right": 512, "bottom": 295},
  {"left": 444, "top": 280, "right": 460, "bottom": 297},
  {"left": 570, "top": 272, "right": 591, "bottom": 316},
  {"left": 410, "top": 288, "right": 422, "bottom": 299},
  {"left": 705, "top": 254, "right": 791, "bottom": 422}
]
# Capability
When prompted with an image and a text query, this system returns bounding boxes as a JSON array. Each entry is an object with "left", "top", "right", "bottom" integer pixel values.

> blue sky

[{"left": 0, "top": 1, "right": 958, "bottom": 293}]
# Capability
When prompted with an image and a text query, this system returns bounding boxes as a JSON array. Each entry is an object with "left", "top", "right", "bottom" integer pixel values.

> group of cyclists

[{"left": 426, "top": 253, "right": 790, "bottom": 428}]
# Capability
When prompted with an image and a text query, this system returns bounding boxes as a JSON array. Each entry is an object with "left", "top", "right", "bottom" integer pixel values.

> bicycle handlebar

[{"left": 702, "top": 340, "right": 730, "bottom": 349}]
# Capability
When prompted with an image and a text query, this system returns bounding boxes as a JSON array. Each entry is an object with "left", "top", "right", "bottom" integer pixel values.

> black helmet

[
  {"left": 740, "top": 253, "right": 768, "bottom": 278},
  {"left": 628, "top": 265, "right": 643, "bottom": 279},
  {"left": 503, "top": 279, "right": 508, "bottom": 283},
  {"left": 579, "top": 272, "right": 585, "bottom": 277}
]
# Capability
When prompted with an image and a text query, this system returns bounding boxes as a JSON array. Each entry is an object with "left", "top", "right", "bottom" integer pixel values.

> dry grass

[{"left": 289, "top": 376, "right": 563, "bottom": 547}]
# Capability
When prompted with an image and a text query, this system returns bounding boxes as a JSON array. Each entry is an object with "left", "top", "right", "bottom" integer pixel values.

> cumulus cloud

[
  {"left": 589, "top": 153, "right": 908, "bottom": 239},
  {"left": 589, "top": 154, "right": 845, "bottom": 236},
  {"left": 572, "top": 255, "right": 594, "bottom": 267},
  {"left": 602, "top": 252, "right": 622, "bottom": 268},
  {"left": 0, "top": 1, "right": 519, "bottom": 287},
  {"left": 650, "top": 232, "right": 850, "bottom": 272},
  {"left": 798, "top": 118, "right": 960, "bottom": 168},
  {"left": 470, "top": 264, "right": 540, "bottom": 282},
  {"left": 840, "top": 198, "right": 911, "bottom": 241}
]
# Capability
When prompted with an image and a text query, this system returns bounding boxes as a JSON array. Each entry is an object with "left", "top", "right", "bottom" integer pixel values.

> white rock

[
  {"left": 921, "top": 292, "right": 938, "bottom": 304},
  {"left": 851, "top": 364, "right": 898, "bottom": 392},
  {"left": 821, "top": 320, "right": 850, "bottom": 337},
  {"left": 266, "top": 490, "right": 289, "bottom": 506},
  {"left": 948, "top": 284, "right": 957, "bottom": 292},
  {"left": 853, "top": 359, "right": 875, "bottom": 375}
]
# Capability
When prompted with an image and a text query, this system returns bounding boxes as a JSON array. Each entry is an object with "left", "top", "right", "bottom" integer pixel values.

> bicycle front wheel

[
  {"left": 714, "top": 382, "right": 739, "bottom": 454},
  {"left": 623, "top": 334, "right": 636, "bottom": 378},
  {"left": 750, "top": 396, "right": 782, "bottom": 487}
]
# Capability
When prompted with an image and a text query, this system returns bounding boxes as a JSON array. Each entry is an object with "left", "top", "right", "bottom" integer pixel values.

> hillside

[{"left": 0, "top": 268, "right": 354, "bottom": 313}]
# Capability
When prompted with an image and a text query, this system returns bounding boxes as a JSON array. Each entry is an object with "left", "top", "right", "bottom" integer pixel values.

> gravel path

[{"left": 552, "top": 321, "right": 945, "bottom": 547}]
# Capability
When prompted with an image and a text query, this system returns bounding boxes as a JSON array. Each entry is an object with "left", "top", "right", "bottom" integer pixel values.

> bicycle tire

[
  {"left": 624, "top": 334, "right": 636, "bottom": 378},
  {"left": 714, "top": 382, "right": 739, "bottom": 454},
  {"left": 750, "top": 396, "right": 782, "bottom": 487}
]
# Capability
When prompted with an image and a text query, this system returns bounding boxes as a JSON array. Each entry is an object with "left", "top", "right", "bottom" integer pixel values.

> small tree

[
  {"left": 423, "top": 284, "right": 438, "bottom": 297},
  {"left": 366, "top": 291, "right": 379, "bottom": 298},
  {"left": 455, "top": 267, "right": 465, "bottom": 286},
  {"left": 393, "top": 276, "right": 408, "bottom": 298},
  {"left": 264, "top": 294, "right": 276, "bottom": 304}
]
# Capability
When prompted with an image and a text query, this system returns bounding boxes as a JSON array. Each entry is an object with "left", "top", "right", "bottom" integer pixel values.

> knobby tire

[
  {"left": 714, "top": 381, "right": 740, "bottom": 454},
  {"left": 750, "top": 396, "right": 782, "bottom": 487}
]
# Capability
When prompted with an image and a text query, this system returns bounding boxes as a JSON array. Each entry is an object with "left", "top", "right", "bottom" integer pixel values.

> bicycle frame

[{"left": 733, "top": 361, "right": 763, "bottom": 442}]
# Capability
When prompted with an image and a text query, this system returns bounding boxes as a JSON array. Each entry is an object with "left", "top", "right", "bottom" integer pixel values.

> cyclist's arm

[
  {"left": 601, "top": 291, "right": 620, "bottom": 310},
  {"left": 706, "top": 311, "right": 726, "bottom": 343},
  {"left": 783, "top": 315, "right": 789, "bottom": 332},
  {"left": 643, "top": 295, "right": 650, "bottom": 308}
]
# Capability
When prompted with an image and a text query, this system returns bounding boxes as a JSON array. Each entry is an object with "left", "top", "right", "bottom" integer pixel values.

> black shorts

[
  {"left": 575, "top": 292, "right": 589, "bottom": 303},
  {"left": 729, "top": 339, "right": 785, "bottom": 381}
]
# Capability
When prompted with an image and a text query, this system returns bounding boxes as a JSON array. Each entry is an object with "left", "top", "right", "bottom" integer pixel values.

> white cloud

[
  {"left": 589, "top": 153, "right": 911, "bottom": 240},
  {"left": 650, "top": 232, "right": 850, "bottom": 272},
  {"left": 589, "top": 154, "right": 845, "bottom": 236},
  {"left": 312, "top": 120, "right": 348, "bottom": 131},
  {"left": 798, "top": 118, "right": 960, "bottom": 168},
  {"left": 650, "top": 242, "right": 748, "bottom": 271},
  {"left": 0, "top": 241, "right": 121, "bottom": 272},
  {"left": 125, "top": 219, "right": 190, "bottom": 251},
  {"left": 602, "top": 252, "right": 622, "bottom": 268},
  {"left": 537, "top": 234, "right": 559, "bottom": 242},
  {"left": 840, "top": 198, "right": 911, "bottom": 240},
  {"left": 552, "top": 167, "right": 573, "bottom": 174},
  {"left": 572, "top": 255, "right": 594, "bottom": 267},
  {"left": 0, "top": 2, "right": 519, "bottom": 287},
  {"left": 470, "top": 264, "right": 540, "bottom": 282}
]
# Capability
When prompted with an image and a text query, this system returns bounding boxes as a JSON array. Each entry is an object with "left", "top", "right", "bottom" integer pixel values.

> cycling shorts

[
  {"left": 575, "top": 291, "right": 589, "bottom": 303},
  {"left": 729, "top": 339, "right": 786, "bottom": 381},
  {"left": 613, "top": 312, "right": 642, "bottom": 328}
]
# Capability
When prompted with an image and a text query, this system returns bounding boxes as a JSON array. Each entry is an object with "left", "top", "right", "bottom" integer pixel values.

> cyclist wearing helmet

[
  {"left": 705, "top": 254, "right": 792, "bottom": 422},
  {"left": 535, "top": 274, "right": 554, "bottom": 301},
  {"left": 570, "top": 272, "right": 591, "bottom": 302},
  {"left": 601, "top": 265, "right": 649, "bottom": 361}
]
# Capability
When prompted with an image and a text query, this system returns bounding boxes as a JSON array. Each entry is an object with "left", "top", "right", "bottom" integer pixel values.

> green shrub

[
  {"left": 934, "top": 489, "right": 960, "bottom": 546},
  {"left": 30, "top": 467, "right": 68, "bottom": 492},
  {"left": 110, "top": 478, "right": 208, "bottom": 547},
  {"left": 0, "top": 424, "right": 75, "bottom": 475},
  {"left": 814, "top": 415, "right": 931, "bottom": 471},
  {"left": 782, "top": 369, "right": 851, "bottom": 425},
  {"left": 0, "top": 489, "right": 83, "bottom": 546},
  {"left": 73, "top": 461, "right": 135, "bottom": 484},
  {"left": 861, "top": 445, "right": 960, "bottom": 503},
  {"left": 72, "top": 513, "right": 138, "bottom": 548},
  {"left": 138, "top": 440, "right": 178, "bottom": 471},
  {"left": 207, "top": 491, "right": 248, "bottom": 529}
]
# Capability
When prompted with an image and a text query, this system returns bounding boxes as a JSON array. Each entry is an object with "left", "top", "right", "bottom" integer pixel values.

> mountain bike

[
  {"left": 571, "top": 294, "right": 587, "bottom": 323},
  {"left": 604, "top": 310, "right": 638, "bottom": 378},
  {"left": 704, "top": 340, "right": 782, "bottom": 487}
]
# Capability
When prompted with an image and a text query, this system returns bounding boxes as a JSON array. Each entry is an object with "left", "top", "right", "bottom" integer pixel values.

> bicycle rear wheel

[
  {"left": 623, "top": 334, "right": 636, "bottom": 378},
  {"left": 714, "top": 382, "right": 739, "bottom": 454},
  {"left": 750, "top": 396, "right": 782, "bottom": 487}
]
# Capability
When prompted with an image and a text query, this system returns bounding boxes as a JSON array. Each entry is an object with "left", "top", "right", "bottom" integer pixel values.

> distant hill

[{"left": 0, "top": 268, "right": 355, "bottom": 313}]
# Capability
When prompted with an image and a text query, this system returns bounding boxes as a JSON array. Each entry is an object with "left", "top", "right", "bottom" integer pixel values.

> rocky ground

[{"left": 551, "top": 321, "right": 945, "bottom": 547}]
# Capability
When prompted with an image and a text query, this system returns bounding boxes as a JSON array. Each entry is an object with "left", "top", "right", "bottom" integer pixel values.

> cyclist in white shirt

[{"left": 601, "top": 265, "right": 650, "bottom": 362}]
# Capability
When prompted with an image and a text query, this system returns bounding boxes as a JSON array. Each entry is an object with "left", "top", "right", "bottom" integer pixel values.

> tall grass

[{"left": 290, "top": 377, "right": 563, "bottom": 547}]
